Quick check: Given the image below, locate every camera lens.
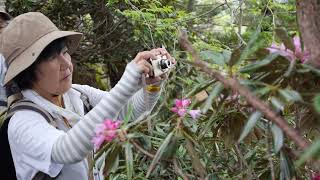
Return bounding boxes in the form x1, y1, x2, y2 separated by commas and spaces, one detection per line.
160, 59, 171, 70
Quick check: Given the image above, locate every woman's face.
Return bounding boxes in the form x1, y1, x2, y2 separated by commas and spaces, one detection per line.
32, 47, 73, 96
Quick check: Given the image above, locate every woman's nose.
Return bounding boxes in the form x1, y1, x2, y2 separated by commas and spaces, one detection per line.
59, 53, 72, 70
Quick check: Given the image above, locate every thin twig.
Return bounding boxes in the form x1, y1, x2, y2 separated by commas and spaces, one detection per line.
131, 140, 155, 158
178, 30, 310, 151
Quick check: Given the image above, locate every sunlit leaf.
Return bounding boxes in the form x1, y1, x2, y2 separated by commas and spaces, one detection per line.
238, 111, 262, 143
271, 124, 284, 153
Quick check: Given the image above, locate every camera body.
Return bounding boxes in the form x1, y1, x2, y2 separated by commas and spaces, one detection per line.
150, 55, 173, 77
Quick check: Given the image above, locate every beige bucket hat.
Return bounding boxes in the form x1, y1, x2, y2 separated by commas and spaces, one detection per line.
0, 7, 11, 20
0, 12, 82, 85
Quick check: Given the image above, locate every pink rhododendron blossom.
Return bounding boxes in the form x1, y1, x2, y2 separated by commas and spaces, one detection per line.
189, 110, 201, 119
266, 35, 310, 63
171, 99, 201, 119
313, 174, 320, 180
92, 119, 122, 149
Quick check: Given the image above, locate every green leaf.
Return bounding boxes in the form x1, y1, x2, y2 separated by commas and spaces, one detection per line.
185, 139, 207, 178
275, 28, 295, 51
237, 29, 261, 65
228, 48, 241, 67
270, 97, 284, 112
302, 64, 320, 76
280, 151, 291, 180
238, 111, 262, 143
271, 124, 284, 153
125, 142, 134, 179
123, 103, 134, 125
103, 144, 121, 176
313, 94, 320, 114
278, 89, 303, 102
146, 131, 175, 177
199, 50, 226, 65
296, 140, 320, 166
186, 80, 215, 98
202, 82, 224, 113
239, 53, 278, 73
254, 86, 271, 96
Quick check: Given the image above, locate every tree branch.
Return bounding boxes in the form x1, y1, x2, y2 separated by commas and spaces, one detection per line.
178, 30, 311, 151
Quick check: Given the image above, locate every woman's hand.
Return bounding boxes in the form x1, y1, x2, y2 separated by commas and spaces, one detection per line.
132, 48, 175, 85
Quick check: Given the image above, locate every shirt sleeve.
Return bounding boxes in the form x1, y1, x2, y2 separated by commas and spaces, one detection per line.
7, 110, 65, 177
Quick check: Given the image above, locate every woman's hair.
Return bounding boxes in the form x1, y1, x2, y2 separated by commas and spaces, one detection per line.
13, 38, 67, 90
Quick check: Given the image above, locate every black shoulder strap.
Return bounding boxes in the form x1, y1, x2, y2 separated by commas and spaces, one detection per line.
5, 100, 56, 127
72, 87, 93, 114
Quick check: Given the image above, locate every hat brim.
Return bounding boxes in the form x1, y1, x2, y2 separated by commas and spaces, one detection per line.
4, 30, 82, 85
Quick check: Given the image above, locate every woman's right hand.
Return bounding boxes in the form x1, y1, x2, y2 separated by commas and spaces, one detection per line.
132, 50, 157, 77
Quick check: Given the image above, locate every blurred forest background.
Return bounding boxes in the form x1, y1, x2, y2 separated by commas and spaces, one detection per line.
4, 0, 320, 179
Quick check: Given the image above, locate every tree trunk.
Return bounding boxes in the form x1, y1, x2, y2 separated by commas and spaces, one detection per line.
297, 1, 320, 67
0, 0, 6, 9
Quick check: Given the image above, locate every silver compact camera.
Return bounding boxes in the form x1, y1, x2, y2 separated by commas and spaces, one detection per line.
150, 55, 174, 77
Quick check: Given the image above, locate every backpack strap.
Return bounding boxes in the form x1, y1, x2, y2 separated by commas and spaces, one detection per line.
72, 87, 93, 114
2, 100, 58, 180
5, 100, 57, 128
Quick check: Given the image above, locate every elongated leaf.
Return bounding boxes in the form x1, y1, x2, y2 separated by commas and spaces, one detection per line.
161, 135, 178, 160
186, 80, 215, 98
125, 142, 134, 179
123, 103, 133, 125
238, 111, 262, 143
302, 64, 320, 76
103, 144, 121, 176
271, 97, 284, 112
199, 50, 226, 65
146, 131, 174, 177
254, 86, 271, 96
296, 140, 320, 166
202, 82, 224, 113
280, 151, 291, 180
275, 28, 295, 51
239, 53, 278, 73
237, 28, 261, 65
186, 138, 207, 178
313, 94, 320, 114
271, 124, 284, 153
228, 48, 241, 67
278, 89, 303, 102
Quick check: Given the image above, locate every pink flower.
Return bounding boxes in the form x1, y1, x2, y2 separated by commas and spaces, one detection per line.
171, 99, 191, 117
189, 110, 201, 119
313, 174, 320, 180
266, 35, 310, 63
171, 99, 201, 119
92, 119, 122, 149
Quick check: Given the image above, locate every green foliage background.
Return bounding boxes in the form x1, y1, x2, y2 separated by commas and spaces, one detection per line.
6, 0, 320, 179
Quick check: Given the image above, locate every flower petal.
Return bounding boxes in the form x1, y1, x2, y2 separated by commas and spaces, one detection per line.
177, 108, 187, 117
182, 99, 191, 107
189, 110, 201, 119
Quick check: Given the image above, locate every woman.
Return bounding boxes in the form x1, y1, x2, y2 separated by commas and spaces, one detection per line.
0, 12, 173, 180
